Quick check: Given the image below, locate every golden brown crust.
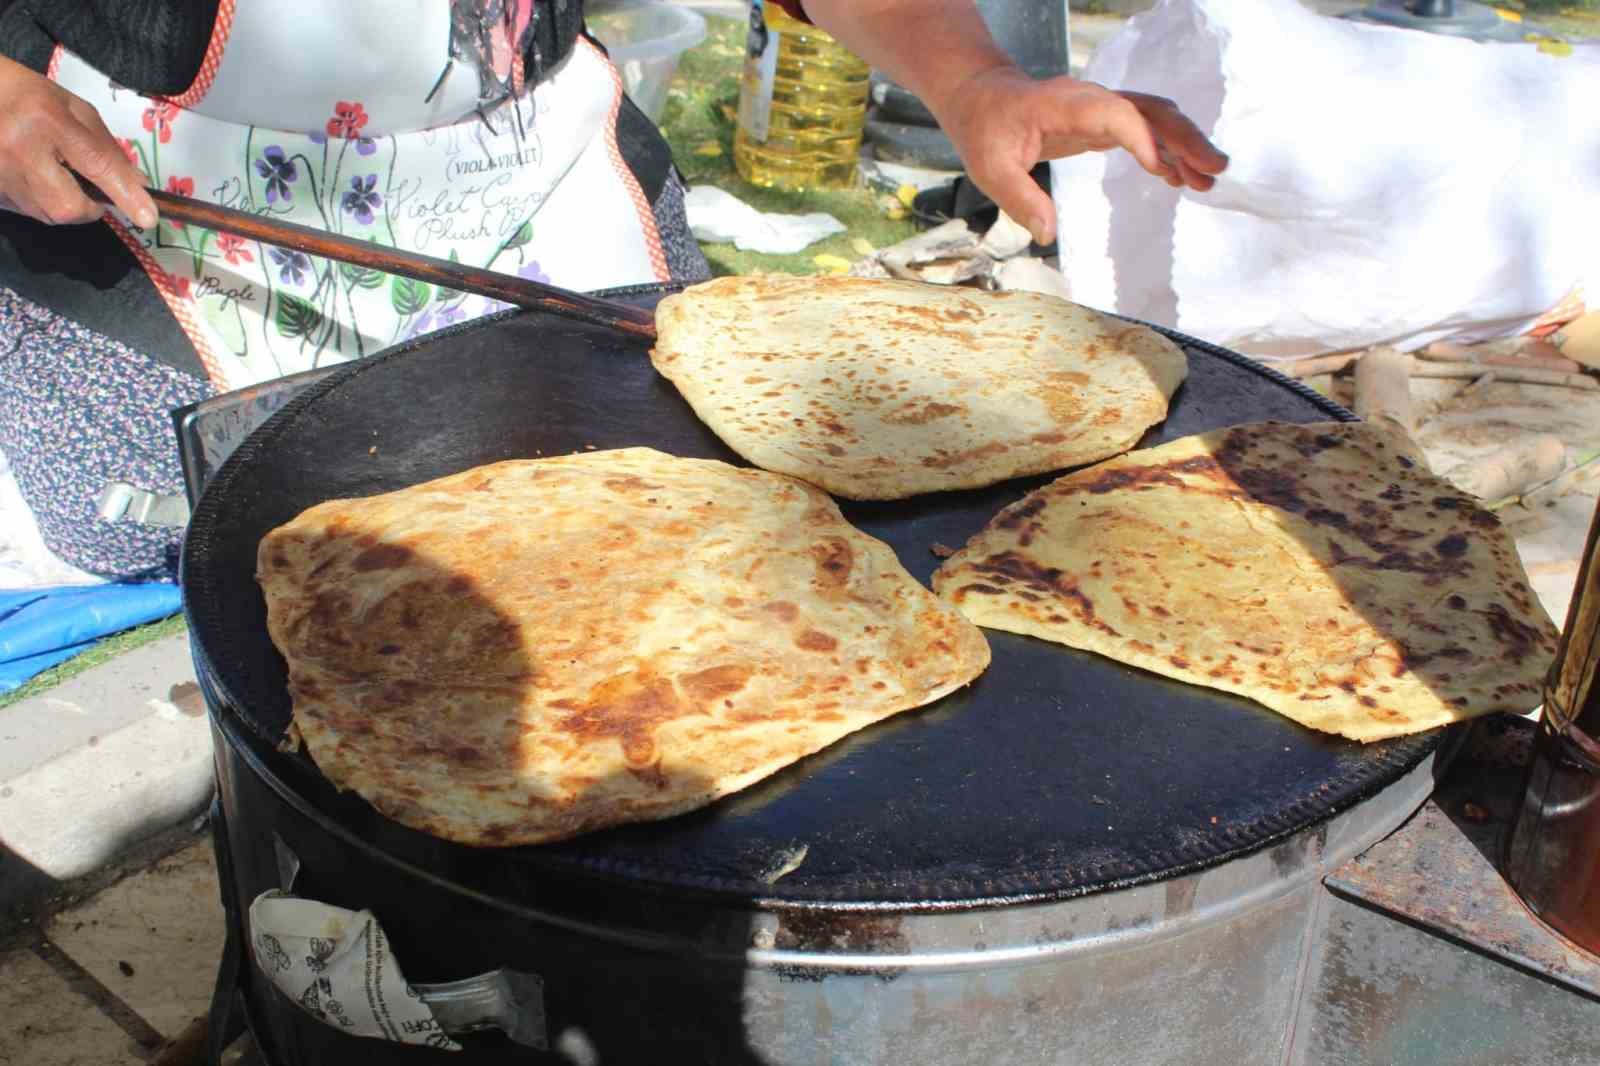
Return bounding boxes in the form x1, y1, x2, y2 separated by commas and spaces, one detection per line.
933, 421, 1560, 742
258, 448, 990, 845
649, 276, 1187, 499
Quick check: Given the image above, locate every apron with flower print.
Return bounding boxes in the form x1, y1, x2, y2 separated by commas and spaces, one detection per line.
47, 1, 668, 392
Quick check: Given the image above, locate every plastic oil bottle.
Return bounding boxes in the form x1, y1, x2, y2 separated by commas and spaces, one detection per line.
732, 1, 870, 191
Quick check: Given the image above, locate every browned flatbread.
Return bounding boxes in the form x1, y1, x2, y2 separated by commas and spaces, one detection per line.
650, 275, 1187, 499
257, 448, 990, 846
933, 421, 1559, 742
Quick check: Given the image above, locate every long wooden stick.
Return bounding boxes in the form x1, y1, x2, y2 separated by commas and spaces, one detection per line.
84, 183, 658, 340
1283, 350, 1363, 379
1408, 362, 1599, 389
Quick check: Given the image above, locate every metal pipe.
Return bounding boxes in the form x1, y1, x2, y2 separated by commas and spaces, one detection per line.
1505, 495, 1600, 956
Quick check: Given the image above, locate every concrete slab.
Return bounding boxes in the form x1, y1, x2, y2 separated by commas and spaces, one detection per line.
0, 631, 199, 779
46, 841, 225, 1040
0, 947, 145, 1066
0, 631, 212, 901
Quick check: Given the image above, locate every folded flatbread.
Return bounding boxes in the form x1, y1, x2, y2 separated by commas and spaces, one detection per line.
258, 448, 990, 846
933, 421, 1559, 742
650, 275, 1187, 499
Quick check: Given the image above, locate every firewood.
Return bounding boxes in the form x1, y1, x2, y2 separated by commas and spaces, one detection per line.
1283, 350, 1362, 379
1513, 449, 1600, 511
1444, 435, 1567, 503
1353, 346, 1413, 435
1408, 363, 1598, 390
1418, 339, 1581, 374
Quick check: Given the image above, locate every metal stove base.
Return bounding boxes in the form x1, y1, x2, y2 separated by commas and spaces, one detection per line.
204, 717, 1600, 1065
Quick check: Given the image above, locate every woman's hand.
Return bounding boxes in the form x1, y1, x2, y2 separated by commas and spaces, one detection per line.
0, 54, 157, 228
934, 67, 1229, 245
798, 0, 1229, 247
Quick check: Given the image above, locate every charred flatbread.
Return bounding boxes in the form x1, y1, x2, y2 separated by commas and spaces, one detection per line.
650, 275, 1187, 499
932, 421, 1559, 742
258, 448, 989, 846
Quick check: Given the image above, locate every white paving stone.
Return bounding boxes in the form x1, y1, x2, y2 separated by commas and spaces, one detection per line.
0, 947, 145, 1066
47, 841, 226, 1040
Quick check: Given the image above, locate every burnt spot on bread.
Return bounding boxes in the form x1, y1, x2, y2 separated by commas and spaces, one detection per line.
883, 401, 966, 425
1480, 603, 1553, 659
1434, 534, 1469, 558
1081, 455, 1216, 495
795, 629, 840, 653
969, 551, 1117, 637
997, 497, 1048, 530
920, 441, 1010, 470
603, 475, 660, 494
551, 669, 704, 766
1394, 645, 1471, 676
810, 538, 854, 588
352, 544, 412, 569
626, 760, 671, 790
763, 601, 799, 623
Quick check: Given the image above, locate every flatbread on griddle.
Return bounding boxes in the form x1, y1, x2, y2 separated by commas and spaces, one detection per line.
932, 421, 1559, 742
257, 448, 989, 846
650, 275, 1187, 499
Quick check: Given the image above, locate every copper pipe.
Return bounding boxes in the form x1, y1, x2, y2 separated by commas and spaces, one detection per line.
1505, 495, 1600, 954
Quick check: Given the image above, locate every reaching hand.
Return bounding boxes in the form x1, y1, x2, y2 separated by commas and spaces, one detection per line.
935, 67, 1229, 246
0, 54, 157, 229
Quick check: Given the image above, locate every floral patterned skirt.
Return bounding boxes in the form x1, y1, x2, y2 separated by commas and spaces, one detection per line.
0, 289, 209, 580
0, 173, 706, 581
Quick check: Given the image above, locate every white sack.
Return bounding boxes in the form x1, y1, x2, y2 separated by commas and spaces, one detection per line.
1052, 0, 1600, 357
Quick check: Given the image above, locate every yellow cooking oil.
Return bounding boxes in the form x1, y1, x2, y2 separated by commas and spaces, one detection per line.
732, 2, 870, 192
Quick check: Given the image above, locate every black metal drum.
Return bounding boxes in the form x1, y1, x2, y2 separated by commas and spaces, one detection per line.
182, 297, 1445, 1064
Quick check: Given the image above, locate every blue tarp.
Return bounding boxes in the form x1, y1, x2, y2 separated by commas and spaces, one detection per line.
0, 583, 183, 693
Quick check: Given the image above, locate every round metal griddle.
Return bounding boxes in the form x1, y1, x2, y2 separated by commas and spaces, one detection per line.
182, 304, 1442, 908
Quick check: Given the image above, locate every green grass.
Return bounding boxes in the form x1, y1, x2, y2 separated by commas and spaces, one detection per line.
658, 15, 919, 277
0, 613, 187, 711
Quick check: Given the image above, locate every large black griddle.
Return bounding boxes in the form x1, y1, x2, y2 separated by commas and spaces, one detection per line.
182, 304, 1442, 908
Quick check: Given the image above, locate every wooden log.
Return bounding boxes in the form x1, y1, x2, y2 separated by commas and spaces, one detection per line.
1517, 450, 1600, 511
1408, 363, 1599, 390
1353, 346, 1414, 435
1444, 435, 1568, 503
1283, 350, 1363, 379
1417, 339, 1581, 374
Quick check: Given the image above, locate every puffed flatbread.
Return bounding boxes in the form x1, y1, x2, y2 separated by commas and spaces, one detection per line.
933, 421, 1559, 742
650, 275, 1187, 499
258, 448, 990, 846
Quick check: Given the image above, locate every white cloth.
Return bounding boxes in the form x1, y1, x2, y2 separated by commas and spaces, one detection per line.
683, 184, 845, 254
0, 454, 102, 590
1052, 0, 1600, 358
249, 891, 460, 1050
50, 4, 669, 391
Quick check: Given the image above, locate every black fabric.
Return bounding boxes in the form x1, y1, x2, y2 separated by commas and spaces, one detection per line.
0, 213, 203, 378
1, 0, 584, 94
182, 306, 1443, 907
0, 1, 52, 74
21, 0, 219, 93
613, 92, 673, 204
533, 0, 585, 86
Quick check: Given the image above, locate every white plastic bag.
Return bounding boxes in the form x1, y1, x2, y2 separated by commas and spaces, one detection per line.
1052, 0, 1600, 358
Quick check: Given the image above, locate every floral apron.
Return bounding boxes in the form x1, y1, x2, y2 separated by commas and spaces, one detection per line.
47, 2, 669, 392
